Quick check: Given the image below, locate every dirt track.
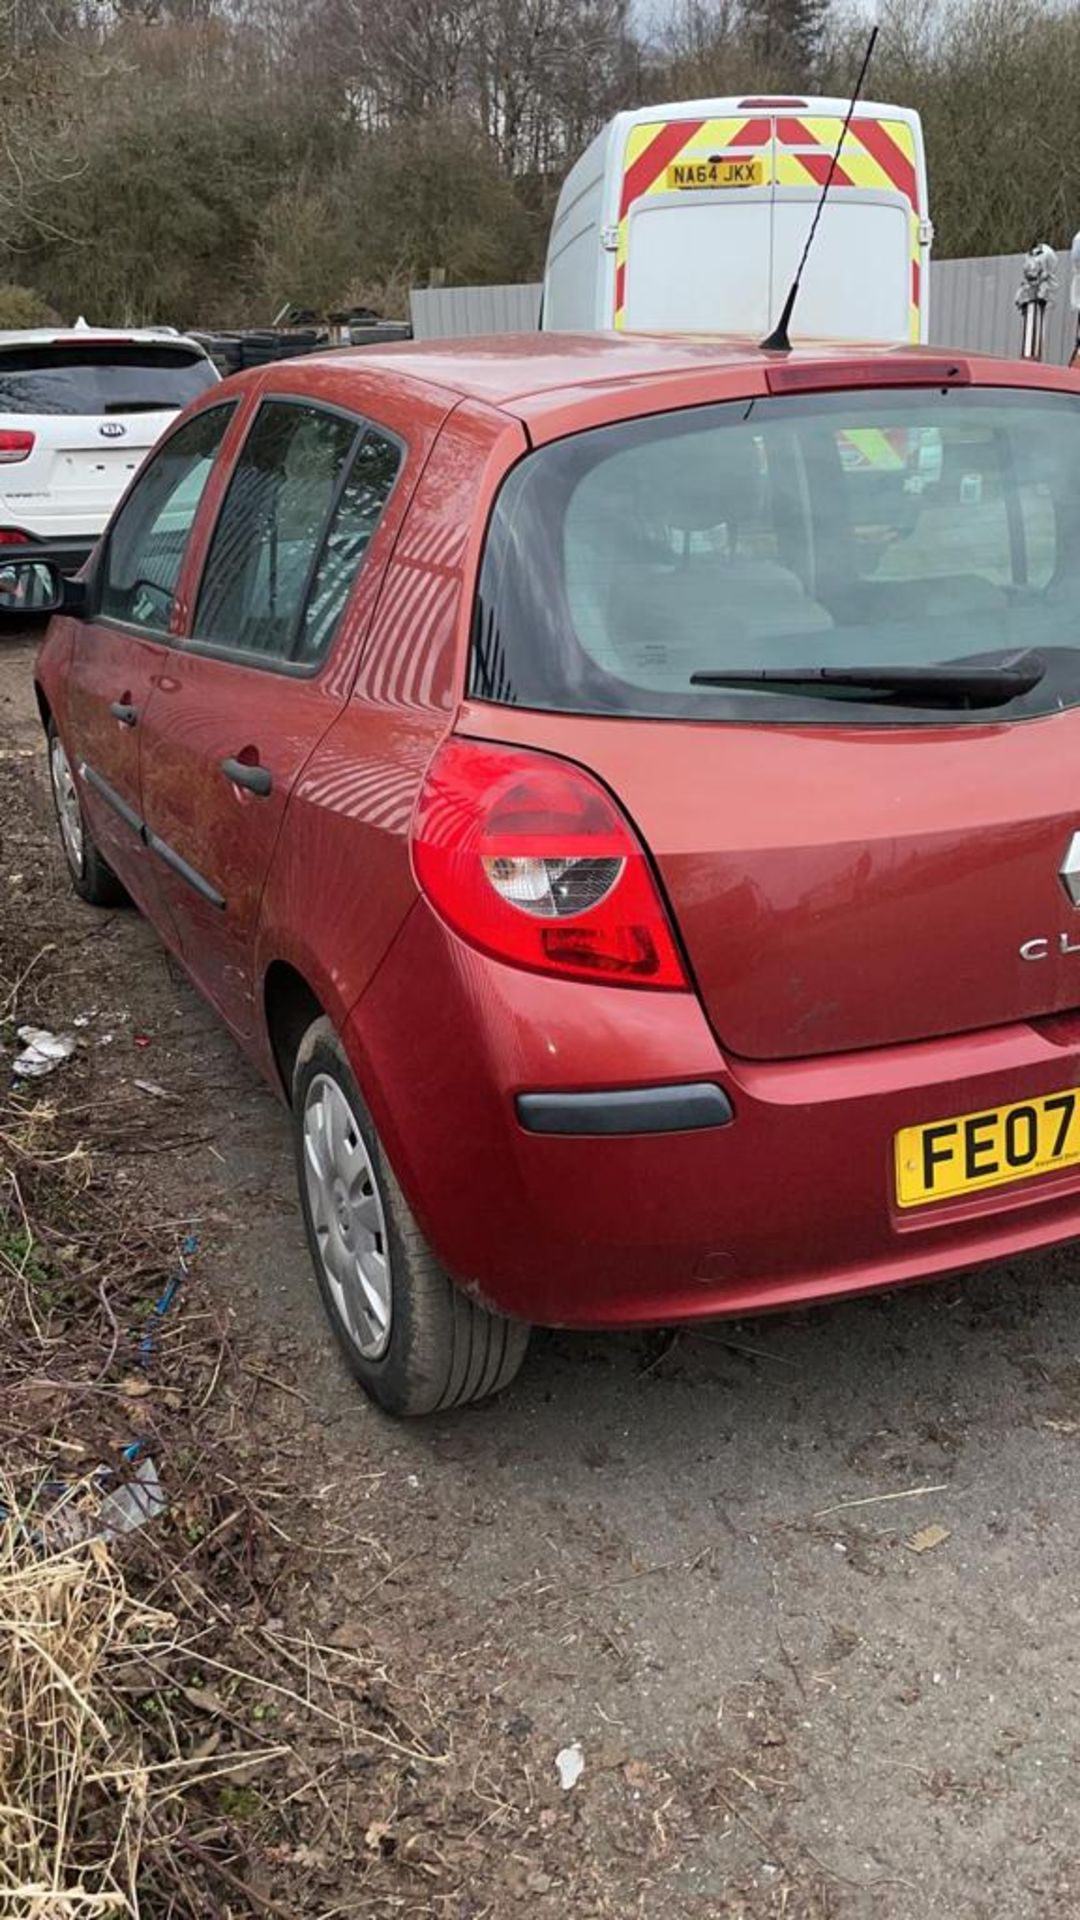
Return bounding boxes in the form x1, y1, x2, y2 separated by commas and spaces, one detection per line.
6, 618, 1080, 1918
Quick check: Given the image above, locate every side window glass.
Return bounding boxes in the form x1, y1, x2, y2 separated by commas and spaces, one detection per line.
294, 430, 402, 665
99, 404, 234, 632
194, 401, 358, 660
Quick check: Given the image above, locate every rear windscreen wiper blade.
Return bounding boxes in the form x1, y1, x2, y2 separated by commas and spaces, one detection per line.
690, 651, 1046, 708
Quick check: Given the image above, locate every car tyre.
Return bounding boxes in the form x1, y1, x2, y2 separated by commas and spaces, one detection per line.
47, 721, 127, 907
292, 1016, 530, 1416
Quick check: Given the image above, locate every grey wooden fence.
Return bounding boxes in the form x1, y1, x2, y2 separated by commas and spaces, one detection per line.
410, 257, 1079, 363
409, 282, 543, 339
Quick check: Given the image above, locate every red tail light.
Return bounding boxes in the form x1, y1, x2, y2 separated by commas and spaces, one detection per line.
0, 528, 31, 545
0, 431, 34, 464
412, 739, 688, 990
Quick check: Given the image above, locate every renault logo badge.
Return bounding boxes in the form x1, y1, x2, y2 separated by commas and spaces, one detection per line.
1060, 832, 1080, 907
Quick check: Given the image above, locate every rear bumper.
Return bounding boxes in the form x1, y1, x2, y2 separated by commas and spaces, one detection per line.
346, 902, 1080, 1328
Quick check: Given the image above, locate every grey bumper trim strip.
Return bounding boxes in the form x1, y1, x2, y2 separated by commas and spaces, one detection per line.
516, 1082, 734, 1137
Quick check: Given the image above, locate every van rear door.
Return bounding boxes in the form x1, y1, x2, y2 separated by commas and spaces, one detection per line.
770, 197, 911, 340
620, 112, 774, 334
770, 112, 922, 343
616, 105, 925, 343
624, 193, 774, 333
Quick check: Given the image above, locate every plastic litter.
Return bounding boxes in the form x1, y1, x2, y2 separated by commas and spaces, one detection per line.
98, 1457, 167, 1537
12, 1027, 76, 1079
44, 1457, 166, 1549
555, 1741, 585, 1791
138, 1232, 198, 1364
4, 1233, 200, 1552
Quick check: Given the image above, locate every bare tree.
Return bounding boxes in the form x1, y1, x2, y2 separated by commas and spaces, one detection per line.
471, 0, 634, 174
0, 0, 87, 239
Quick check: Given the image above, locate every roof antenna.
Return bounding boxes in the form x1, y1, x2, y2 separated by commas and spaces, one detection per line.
759, 24, 879, 353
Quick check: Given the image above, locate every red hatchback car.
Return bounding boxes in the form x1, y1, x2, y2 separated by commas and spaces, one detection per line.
17, 334, 1080, 1414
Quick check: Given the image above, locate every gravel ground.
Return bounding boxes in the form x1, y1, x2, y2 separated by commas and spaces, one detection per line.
5, 617, 1080, 1918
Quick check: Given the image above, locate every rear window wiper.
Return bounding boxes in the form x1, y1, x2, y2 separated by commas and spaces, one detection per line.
690, 651, 1046, 709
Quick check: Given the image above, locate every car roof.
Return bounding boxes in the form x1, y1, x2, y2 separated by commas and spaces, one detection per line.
0, 324, 207, 353
287, 330, 792, 405
265, 331, 1079, 426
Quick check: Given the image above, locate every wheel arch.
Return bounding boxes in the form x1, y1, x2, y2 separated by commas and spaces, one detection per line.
262, 960, 327, 1104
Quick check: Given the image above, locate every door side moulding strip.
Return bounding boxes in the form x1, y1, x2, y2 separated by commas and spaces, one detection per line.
146, 831, 226, 910
78, 759, 226, 910
79, 760, 143, 836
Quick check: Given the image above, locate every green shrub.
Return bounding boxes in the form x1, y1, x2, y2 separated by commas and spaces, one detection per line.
0, 283, 61, 329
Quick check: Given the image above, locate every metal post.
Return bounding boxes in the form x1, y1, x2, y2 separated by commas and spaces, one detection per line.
1060, 230, 1068, 368
1016, 243, 1058, 360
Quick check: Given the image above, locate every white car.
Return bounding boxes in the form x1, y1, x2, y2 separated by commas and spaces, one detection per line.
0, 323, 219, 578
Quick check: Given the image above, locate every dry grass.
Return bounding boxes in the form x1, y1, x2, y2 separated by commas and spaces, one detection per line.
0, 915, 451, 1916
0, 1505, 175, 1918
0, 1465, 346, 1919
0, 944, 290, 1917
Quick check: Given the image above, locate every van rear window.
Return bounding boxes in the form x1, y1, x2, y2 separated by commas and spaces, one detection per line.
0, 344, 217, 416
471, 387, 1080, 725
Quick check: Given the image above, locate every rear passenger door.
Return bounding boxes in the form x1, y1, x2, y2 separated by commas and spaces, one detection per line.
137, 397, 402, 1039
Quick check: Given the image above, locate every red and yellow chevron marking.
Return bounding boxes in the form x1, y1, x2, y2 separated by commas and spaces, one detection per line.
614, 113, 922, 340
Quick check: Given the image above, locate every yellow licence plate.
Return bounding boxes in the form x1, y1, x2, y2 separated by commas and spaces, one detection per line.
665, 157, 764, 191
895, 1088, 1080, 1208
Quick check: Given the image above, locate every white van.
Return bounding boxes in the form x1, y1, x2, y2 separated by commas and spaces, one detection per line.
542, 95, 932, 344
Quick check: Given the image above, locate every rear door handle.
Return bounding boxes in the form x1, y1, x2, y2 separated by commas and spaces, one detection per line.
221, 756, 272, 796
109, 701, 138, 727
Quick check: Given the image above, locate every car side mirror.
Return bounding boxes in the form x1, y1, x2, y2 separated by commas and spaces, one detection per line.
0, 559, 86, 616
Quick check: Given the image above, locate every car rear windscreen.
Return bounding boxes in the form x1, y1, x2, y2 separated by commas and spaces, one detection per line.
0, 344, 217, 416
471, 386, 1080, 725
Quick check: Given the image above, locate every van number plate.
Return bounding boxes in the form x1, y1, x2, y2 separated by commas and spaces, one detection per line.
665, 158, 764, 190
895, 1089, 1080, 1208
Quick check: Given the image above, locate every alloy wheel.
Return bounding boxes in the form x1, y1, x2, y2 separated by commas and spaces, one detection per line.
302, 1073, 392, 1360
50, 734, 85, 879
